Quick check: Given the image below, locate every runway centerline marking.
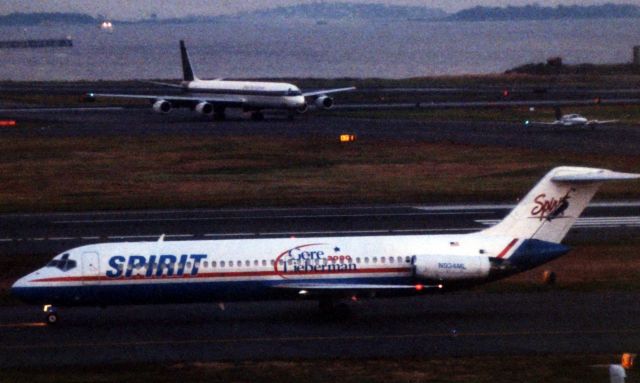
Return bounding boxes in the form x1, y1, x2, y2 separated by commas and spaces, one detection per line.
2, 328, 639, 351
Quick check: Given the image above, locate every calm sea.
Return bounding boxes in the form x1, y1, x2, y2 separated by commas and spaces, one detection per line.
0, 18, 638, 81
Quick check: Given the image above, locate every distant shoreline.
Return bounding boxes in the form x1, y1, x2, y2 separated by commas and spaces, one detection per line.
1, 3, 640, 26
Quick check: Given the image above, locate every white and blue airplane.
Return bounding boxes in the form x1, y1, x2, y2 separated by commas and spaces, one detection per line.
86, 40, 355, 121
526, 107, 619, 127
11, 166, 639, 324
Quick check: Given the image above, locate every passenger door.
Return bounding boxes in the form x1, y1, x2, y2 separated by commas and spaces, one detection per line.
82, 251, 100, 284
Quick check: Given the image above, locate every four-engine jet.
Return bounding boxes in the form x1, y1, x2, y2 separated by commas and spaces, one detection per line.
11, 166, 639, 324
86, 40, 355, 121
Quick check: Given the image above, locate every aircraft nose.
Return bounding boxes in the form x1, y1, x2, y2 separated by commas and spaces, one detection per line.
11, 275, 31, 299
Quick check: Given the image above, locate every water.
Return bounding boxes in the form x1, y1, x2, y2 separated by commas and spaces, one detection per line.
0, 18, 638, 81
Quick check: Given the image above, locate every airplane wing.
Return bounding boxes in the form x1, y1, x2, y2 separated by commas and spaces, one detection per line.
587, 119, 619, 125
273, 282, 442, 296
525, 120, 560, 126
85, 92, 246, 107
301, 87, 356, 98
141, 80, 184, 89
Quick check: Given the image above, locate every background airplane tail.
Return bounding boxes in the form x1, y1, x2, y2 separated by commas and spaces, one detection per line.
482, 166, 640, 243
180, 40, 197, 82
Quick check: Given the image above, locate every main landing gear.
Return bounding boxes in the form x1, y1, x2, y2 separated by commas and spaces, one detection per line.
43, 304, 58, 325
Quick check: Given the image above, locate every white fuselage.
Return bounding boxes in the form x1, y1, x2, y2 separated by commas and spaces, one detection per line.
186, 79, 307, 110
560, 114, 588, 126
12, 232, 544, 306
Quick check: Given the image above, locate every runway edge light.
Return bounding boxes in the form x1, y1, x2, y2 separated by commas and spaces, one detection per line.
340, 134, 356, 143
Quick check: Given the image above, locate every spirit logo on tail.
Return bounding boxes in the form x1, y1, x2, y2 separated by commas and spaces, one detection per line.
530, 189, 575, 221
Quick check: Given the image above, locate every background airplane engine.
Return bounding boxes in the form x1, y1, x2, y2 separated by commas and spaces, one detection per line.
152, 99, 172, 114
195, 101, 214, 115
297, 102, 309, 113
414, 255, 490, 281
314, 95, 334, 109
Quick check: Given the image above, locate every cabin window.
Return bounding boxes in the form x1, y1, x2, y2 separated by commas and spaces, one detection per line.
186, 262, 192, 269
364, 257, 369, 264
372, 257, 378, 264
203, 261, 209, 268
254, 260, 258, 266
389, 257, 394, 264
212, 261, 217, 268
397, 256, 403, 263
356, 257, 361, 263
262, 260, 267, 267
220, 261, 225, 267
278, 260, 284, 266
270, 260, 275, 266
381, 257, 386, 264
405, 256, 411, 263
246, 260, 250, 267
229, 260, 234, 267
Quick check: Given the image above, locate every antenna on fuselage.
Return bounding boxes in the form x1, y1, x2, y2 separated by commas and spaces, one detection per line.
158, 234, 165, 243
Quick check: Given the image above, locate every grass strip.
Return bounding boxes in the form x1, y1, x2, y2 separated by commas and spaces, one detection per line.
0, 354, 634, 383
1, 136, 640, 213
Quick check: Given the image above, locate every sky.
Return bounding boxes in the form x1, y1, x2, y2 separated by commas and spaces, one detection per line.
1, 0, 637, 20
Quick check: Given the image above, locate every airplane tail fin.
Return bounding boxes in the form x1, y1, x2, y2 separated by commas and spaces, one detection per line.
180, 40, 198, 82
554, 107, 562, 121
482, 166, 640, 243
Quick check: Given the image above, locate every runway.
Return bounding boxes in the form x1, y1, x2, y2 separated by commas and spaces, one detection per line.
2, 203, 640, 256
1, 291, 639, 367
2, 85, 640, 369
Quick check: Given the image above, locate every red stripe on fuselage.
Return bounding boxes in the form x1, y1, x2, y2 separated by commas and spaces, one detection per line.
31, 267, 412, 283
496, 238, 518, 259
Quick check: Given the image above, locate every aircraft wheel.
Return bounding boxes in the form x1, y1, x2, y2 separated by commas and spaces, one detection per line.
45, 312, 58, 325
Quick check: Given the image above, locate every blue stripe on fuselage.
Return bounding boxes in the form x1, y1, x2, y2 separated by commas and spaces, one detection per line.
11, 276, 412, 306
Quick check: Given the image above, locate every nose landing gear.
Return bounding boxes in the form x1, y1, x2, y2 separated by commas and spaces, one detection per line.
43, 304, 58, 325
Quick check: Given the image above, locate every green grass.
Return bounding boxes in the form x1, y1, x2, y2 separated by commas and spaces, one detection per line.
1, 135, 640, 213
1, 355, 635, 383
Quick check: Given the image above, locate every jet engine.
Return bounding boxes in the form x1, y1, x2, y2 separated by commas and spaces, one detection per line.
414, 255, 490, 281
195, 101, 214, 115
314, 95, 333, 110
152, 99, 172, 114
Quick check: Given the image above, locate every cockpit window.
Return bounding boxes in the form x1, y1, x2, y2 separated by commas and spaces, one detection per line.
286, 88, 302, 96
46, 253, 77, 272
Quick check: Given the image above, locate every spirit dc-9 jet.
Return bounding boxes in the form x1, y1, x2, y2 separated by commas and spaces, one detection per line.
86, 40, 355, 121
11, 166, 639, 324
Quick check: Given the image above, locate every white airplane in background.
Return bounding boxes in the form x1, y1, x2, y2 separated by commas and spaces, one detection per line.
85, 40, 355, 121
526, 107, 619, 127
12, 166, 639, 324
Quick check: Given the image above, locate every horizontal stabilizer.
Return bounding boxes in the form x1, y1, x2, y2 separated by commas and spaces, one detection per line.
551, 168, 640, 183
